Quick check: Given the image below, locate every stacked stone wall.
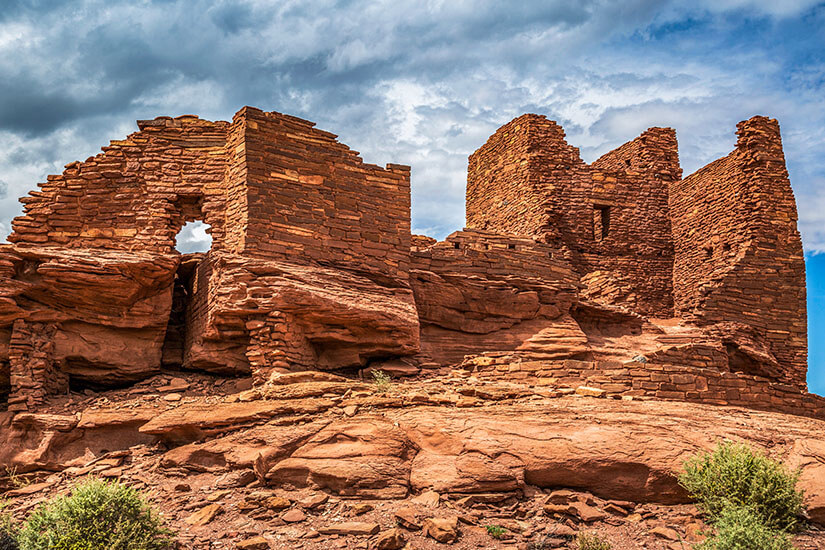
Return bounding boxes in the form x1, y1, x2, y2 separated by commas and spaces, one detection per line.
466, 115, 679, 316
466, 115, 568, 238
237, 107, 412, 283
669, 116, 807, 388
411, 229, 577, 282
7, 320, 65, 410
1, 106, 419, 404
9, 116, 229, 254
464, 353, 825, 421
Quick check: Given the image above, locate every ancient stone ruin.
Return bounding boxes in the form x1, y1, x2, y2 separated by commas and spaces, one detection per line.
0, 106, 817, 420
3, 106, 825, 549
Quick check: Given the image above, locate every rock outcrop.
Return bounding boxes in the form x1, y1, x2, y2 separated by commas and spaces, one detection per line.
2, 373, 825, 548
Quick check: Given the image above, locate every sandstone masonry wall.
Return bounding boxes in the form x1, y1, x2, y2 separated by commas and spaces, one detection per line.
464, 353, 825, 421
1, 106, 419, 408
237, 107, 412, 283
670, 116, 807, 388
467, 115, 680, 316
9, 116, 229, 253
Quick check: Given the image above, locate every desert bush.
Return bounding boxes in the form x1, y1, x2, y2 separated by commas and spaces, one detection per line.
576, 531, 611, 550
678, 441, 804, 531
697, 506, 795, 550
371, 369, 392, 394
485, 524, 506, 539
17, 478, 174, 550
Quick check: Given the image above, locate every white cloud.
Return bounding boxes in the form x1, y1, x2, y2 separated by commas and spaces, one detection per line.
175, 221, 213, 254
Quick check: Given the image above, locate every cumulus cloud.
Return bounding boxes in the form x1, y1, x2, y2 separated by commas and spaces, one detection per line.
0, 0, 823, 252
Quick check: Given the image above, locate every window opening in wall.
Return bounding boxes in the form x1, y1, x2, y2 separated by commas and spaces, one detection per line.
453, 242, 460, 249
593, 205, 610, 241
175, 220, 212, 253
508, 243, 516, 250
705, 246, 713, 258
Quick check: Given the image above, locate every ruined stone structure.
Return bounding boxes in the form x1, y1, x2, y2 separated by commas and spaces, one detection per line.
466, 115, 680, 317
0, 107, 816, 422
670, 117, 807, 387
0, 107, 417, 410
466, 113, 808, 391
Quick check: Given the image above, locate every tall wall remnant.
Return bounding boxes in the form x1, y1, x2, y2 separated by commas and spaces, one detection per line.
669, 116, 807, 387
230, 108, 412, 279
9, 115, 231, 253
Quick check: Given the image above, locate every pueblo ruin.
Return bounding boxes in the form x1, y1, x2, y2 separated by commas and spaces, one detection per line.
3, 106, 825, 547
0, 107, 813, 416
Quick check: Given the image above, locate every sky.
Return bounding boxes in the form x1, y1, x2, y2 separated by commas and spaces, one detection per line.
0, 0, 824, 391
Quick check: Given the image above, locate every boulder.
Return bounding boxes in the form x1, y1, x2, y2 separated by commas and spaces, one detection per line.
0, 246, 178, 388
185, 504, 222, 526
394, 507, 421, 530
281, 509, 306, 523
264, 417, 414, 498
422, 516, 460, 543
374, 528, 406, 550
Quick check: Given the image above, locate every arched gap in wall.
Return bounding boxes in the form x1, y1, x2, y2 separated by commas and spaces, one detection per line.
175, 220, 213, 253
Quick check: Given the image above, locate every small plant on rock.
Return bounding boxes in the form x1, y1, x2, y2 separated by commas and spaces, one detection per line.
576, 531, 611, 550
17, 478, 174, 550
371, 369, 392, 394
485, 524, 506, 539
3, 468, 29, 490
697, 506, 795, 550
678, 441, 804, 531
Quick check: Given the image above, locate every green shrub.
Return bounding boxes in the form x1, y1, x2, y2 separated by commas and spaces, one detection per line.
576, 531, 611, 550
678, 441, 804, 531
17, 478, 174, 550
371, 369, 392, 394
697, 506, 795, 550
485, 524, 506, 539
